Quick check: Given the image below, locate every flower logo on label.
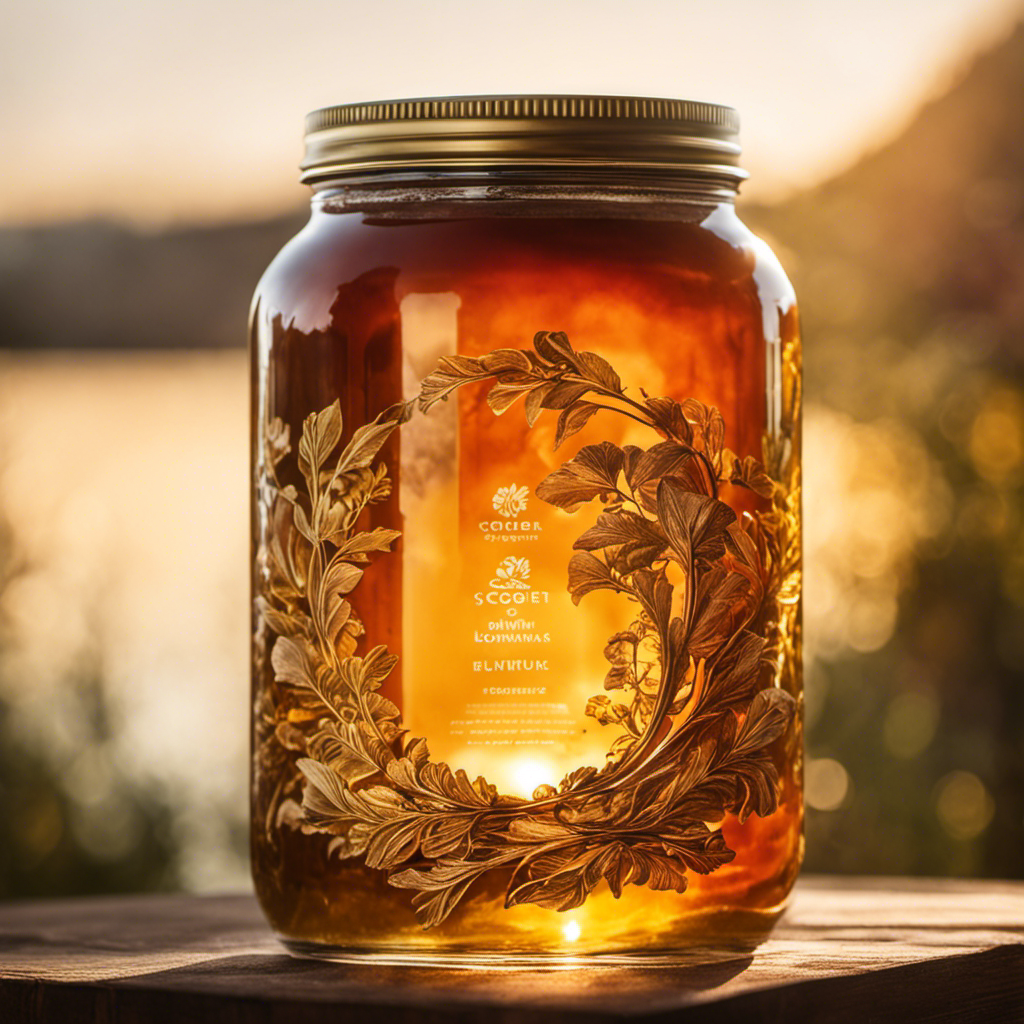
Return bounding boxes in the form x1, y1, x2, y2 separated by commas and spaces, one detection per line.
489, 556, 531, 589
492, 483, 529, 519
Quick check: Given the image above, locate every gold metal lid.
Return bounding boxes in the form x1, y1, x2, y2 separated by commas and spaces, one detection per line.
300, 94, 745, 188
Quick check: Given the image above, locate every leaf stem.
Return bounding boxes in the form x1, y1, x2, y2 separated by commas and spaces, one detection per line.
578, 396, 660, 434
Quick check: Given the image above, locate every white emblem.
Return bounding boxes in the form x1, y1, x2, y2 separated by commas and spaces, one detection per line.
491, 483, 529, 519
489, 556, 531, 589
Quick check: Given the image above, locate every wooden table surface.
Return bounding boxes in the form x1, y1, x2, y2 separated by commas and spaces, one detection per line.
1, 876, 1022, 1023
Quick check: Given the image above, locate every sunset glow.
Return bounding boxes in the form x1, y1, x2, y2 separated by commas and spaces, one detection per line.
1, 0, 1021, 225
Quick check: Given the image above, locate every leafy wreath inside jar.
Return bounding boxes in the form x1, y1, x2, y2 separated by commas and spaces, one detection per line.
255, 330, 798, 928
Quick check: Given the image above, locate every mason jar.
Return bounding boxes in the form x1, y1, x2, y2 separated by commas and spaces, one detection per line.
250, 95, 802, 962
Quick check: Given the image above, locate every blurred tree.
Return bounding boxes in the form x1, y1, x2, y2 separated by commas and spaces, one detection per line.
0, 481, 179, 899
747, 19, 1024, 879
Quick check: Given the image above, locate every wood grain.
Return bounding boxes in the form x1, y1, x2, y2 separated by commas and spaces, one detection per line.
0, 876, 1022, 1023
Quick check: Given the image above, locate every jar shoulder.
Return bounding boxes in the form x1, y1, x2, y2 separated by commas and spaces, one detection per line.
251, 199, 797, 337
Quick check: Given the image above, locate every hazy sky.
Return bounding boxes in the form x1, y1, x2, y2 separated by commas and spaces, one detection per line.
1, 0, 1022, 226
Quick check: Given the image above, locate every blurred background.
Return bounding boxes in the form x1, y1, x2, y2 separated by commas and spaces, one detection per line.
1, 0, 1022, 897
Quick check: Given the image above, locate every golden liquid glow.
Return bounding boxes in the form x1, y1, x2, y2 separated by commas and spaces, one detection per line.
250, 195, 802, 957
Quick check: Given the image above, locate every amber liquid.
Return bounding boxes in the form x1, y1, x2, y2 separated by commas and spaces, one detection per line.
251, 192, 802, 959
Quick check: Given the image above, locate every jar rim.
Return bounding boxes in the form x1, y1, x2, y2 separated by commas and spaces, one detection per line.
300, 94, 747, 189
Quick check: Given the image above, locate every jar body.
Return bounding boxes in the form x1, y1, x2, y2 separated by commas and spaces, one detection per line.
250, 186, 802, 961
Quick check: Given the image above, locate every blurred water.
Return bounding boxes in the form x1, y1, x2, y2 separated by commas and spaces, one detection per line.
0, 350, 249, 890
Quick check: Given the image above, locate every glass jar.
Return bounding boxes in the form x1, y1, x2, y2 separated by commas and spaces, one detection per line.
250, 95, 802, 963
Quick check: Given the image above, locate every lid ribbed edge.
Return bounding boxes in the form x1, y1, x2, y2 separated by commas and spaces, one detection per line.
305, 95, 739, 134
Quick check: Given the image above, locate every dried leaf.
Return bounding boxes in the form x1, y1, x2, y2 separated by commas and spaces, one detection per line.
271, 636, 317, 689
296, 757, 352, 828
524, 382, 555, 426
388, 859, 496, 929
643, 396, 692, 442
605, 844, 691, 896
255, 596, 308, 639
567, 551, 618, 605
542, 382, 592, 409
536, 441, 624, 512
706, 409, 726, 467
291, 503, 315, 542
307, 720, 382, 785
731, 455, 775, 498
298, 401, 343, 487
611, 541, 666, 576
624, 441, 715, 506
264, 417, 291, 467
420, 815, 477, 860
710, 629, 767, 706
364, 815, 431, 869
486, 381, 530, 414
574, 441, 625, 484
680, 399, 726, 466
273, 721, 306, 752
573, 510, 665, 554
506, 817, 574, 842
604, 630, 639, 664
631, 568, 673, 634
328, 824, 373, 860
687, 565, 756, 660
330, 527, 402, 559
656, 479, 737, 577
576, 350, 622, 392
360, 645, 400, 692
404, 736, 431, 767
418, 355, 490, 410
365, 691, 401, 724
554, 402, 601, 449
505, 845, 604, 911
585, 695, 631, 726
735, 688, 796, 754
336, 401, 412, 475
480, 348, 533, 373
323, 559, 362, 598
532, 330, 578, 367
416, 761, 497, 808
604, 662, 634, 691
323, 597, 352, 651
661, 824, 735, 874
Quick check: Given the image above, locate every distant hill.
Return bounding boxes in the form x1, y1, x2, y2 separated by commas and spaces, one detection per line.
0, 214, 303, 350
743, 17, 1024, 416
1, 18, 1021, 360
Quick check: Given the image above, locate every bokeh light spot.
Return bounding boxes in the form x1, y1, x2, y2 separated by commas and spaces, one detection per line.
969, 389, 1024, 484
883, 690, 940, 759
806, 757, 851, 812
934, 770, 994, 840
